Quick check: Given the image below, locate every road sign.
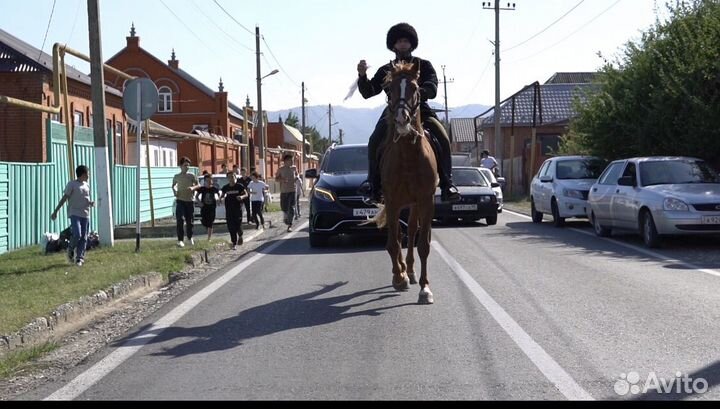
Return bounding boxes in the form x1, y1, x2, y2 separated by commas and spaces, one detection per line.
123, 78, 159, 121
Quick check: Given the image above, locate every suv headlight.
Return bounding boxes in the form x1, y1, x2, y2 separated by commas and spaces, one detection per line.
663, 198, 688, 211
313, 187, 336, 202
563, 188, 584, 199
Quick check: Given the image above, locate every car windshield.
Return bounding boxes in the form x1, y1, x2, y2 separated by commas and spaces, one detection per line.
454, 169, 489, 187
322, 147, 368, 173
640, 160, 720, 186
479, 168, 496, 183
555, 159, 606, 180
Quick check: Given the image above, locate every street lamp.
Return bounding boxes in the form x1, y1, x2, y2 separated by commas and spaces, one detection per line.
256, 68, 279, 179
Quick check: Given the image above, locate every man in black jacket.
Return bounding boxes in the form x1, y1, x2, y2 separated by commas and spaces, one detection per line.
357, 22, 460, 204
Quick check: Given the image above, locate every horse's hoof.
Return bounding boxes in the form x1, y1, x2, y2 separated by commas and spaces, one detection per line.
418, 287, 434, 304
393, 274, 410, 291
408, 273, 418, 285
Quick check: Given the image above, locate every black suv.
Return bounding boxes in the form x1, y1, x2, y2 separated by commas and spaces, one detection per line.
305, 143, 406, 247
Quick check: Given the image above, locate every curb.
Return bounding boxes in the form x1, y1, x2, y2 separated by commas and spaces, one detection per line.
0, 213, 283, 358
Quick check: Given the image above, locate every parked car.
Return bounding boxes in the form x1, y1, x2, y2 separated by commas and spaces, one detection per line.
193, 174, 228, 220
434, 167, 498, 225
305, 143, 407, 247
587, 156, 720, 248
478, 167, 504, 213
530, 156, 607, 227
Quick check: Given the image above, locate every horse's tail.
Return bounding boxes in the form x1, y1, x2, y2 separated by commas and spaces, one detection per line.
359, 204, 387, 229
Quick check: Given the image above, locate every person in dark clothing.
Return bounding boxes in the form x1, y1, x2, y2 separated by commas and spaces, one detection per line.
191, 174, 220, 241
356, 22, 460, 204
219, 172, 248, 250
239, 168, 253, 224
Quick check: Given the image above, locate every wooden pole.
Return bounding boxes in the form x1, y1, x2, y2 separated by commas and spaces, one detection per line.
60, 51, 75, 181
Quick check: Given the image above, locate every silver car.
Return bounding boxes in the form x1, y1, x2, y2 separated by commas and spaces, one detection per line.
587, 157, 720, 248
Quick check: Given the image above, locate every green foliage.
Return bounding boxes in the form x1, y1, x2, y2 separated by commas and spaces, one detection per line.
561, 0, 720, 164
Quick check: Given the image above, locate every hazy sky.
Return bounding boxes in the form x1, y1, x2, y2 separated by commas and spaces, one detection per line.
1, 0, 663, 115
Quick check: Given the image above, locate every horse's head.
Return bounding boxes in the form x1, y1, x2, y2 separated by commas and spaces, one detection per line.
386, 61, 421, 137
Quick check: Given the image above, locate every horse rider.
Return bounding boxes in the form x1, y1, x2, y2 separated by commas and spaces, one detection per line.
356, 22, 461, 204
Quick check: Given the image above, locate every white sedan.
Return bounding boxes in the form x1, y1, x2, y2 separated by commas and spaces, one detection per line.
478, 167, 504, 213
530, 156, 606, 227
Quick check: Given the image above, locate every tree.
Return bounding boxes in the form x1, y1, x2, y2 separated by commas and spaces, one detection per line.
283, 111, 330, 157
561, 1, 720, 166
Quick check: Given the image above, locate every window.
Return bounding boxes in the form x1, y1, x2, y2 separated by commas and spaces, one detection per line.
158, 86, 172, 112
598, 162, 625, 185
114, 122, 124, 164
73, 111, 84, 127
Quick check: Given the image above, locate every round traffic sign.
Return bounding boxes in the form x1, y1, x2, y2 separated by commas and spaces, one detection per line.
123, 78, 159, 121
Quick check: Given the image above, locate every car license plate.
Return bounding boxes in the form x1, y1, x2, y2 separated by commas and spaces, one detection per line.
701, 215, 720, 224
452, 204, 478, 211
354, 208, 379, 217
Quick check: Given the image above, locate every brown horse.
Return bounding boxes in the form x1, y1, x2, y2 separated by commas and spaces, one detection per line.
368, 61, 438, 304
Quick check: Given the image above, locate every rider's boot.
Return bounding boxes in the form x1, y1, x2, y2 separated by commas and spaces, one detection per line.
358, 120, 386, 204
426, 117, 461, 203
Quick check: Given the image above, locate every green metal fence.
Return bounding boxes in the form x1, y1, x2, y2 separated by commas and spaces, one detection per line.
0, 163, 8, 253
0, 121, 195, 254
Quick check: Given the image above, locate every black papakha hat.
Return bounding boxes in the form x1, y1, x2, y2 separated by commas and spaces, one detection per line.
386, 23, 418, 51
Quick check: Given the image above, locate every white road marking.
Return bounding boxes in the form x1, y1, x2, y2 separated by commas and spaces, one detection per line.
45, 222, 310, 401
504, 209, 720, 278
432, 241, 594, 401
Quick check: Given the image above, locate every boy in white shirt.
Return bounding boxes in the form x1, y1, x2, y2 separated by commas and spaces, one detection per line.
247, 172, 269, 229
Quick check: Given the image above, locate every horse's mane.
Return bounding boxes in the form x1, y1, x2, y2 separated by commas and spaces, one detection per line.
383, 61, 419, 87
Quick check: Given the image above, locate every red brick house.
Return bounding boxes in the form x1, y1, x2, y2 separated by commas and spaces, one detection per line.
104, 26, 247, 173
0, 28, 125, 163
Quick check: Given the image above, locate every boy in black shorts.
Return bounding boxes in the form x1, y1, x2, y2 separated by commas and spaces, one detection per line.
192, 174, 219, 241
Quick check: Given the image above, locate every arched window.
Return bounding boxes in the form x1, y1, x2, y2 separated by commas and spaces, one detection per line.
158, 86, 172, 112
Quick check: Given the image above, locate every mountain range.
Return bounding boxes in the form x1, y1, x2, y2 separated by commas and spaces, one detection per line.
266, 103, 490, 146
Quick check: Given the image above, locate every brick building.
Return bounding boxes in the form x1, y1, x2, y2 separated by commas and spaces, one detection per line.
104, 26, 247, 173
0, 28, 125, 163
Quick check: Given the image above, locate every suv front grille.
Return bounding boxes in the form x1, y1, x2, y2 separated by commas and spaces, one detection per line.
692, 203, 720, 212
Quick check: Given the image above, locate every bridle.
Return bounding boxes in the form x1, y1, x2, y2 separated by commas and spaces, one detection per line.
389, 74, 422, 143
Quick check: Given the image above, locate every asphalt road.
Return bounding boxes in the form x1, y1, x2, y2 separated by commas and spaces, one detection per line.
23, 211, 720, 400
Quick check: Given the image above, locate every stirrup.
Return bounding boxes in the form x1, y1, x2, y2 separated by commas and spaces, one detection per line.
357, 180, 372, 196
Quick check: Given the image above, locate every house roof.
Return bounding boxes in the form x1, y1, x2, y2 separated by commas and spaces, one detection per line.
105, 40, 246, 121
0, 28, 122, 97
450, 118, 478, 143
544, 72, 599, 84
476, 83, 597, 128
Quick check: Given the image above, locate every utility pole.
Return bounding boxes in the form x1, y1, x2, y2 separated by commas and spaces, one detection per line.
87, 0, 114, 246
338, 129, 344, 145
483, 1, 515, 175
301, 81, 306, 171
440, 65, 454, 130
328, 103, 332, 144
255, 26, 265, 178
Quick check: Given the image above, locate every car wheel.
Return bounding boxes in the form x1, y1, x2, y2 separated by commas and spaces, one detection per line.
640, 210, 661, 248
591, 212, 611, 237
531, 198, 543, 223
309, 233, 329, 248
551, 199, 565, 227
486, 215, 497, 226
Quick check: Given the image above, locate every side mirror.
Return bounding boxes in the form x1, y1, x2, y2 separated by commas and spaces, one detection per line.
617, 176, 636, 187
539, 175, 553, 183
496, 177, 506, 184
305, 169, 318, 179
491, 182, 500, 188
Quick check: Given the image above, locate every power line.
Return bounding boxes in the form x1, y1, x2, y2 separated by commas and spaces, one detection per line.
159, 0, 222, 57
190, 0, 253, 52
261, 36, 300, 87
37, 0, 57, 62
65, 0, 82, 45
212, 0, 255, 36
507, 0, 623, 65
454, 54, 494, 118
503, 0, 585, 52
